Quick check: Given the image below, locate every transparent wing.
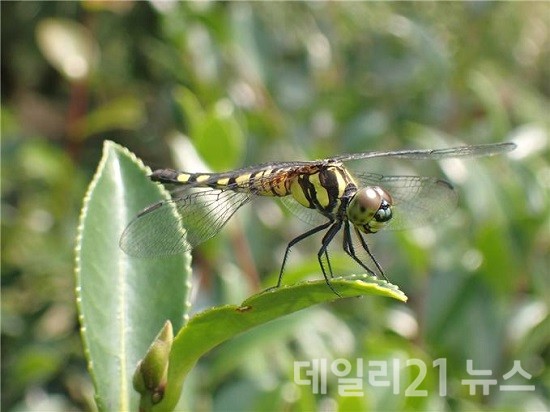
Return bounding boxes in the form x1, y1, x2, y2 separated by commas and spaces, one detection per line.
354, 172, 458, 231
333, 142, 516, 163
120, 187, 252, 257
279, 196, 329, 227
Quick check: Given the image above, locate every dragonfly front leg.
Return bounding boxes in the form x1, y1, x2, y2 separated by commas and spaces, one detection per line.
342, 220, 377, 277
353, 227, 388, 281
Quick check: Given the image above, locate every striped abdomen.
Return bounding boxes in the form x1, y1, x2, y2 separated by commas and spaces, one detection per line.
150, 166, 296, 197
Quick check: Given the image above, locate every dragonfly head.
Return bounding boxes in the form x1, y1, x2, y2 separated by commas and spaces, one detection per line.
347, 186, 393, 233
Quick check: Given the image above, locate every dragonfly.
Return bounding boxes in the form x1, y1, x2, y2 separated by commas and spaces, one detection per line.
120, 142, 515, 295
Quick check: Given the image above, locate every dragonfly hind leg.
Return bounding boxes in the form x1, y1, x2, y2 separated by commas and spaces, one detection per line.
317, 221, 344, 297
274, 220, 333, 289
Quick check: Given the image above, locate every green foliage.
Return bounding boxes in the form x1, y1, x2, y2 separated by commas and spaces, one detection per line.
75, 142, 190, 410
158, 275, 405, 411
173, 87, 246, 170
2, 2, 548, 411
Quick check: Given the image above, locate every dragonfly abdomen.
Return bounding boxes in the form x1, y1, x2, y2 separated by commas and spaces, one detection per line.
150, 167, 295, 196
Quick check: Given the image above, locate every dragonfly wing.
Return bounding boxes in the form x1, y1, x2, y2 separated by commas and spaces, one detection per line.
279, 196, 329, 227
353, 172, 458, 231
120, 187, 252, 257
334, 142, 516, 162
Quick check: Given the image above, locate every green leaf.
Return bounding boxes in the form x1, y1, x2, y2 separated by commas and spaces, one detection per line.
154, 275, 406, 411
35, 17, 98, 80
172, 87, 205, 134
69, 96, 145, 141
75, 141, 190, 411
194, 105, 244, 170
173, 86, 244, 170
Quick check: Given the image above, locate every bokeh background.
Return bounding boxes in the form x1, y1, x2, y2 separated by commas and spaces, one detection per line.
2, 2, 548, 411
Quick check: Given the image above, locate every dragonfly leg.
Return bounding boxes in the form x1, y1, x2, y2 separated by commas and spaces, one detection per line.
353, 227, 388, 281
317, 221, 343, 297
276, 220, 333, 288
342, 220, 377, 277
324, 249, 334, 278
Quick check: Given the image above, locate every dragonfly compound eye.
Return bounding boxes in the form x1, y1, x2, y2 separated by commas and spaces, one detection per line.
347, 186, 393, 233
374, 200, 392, 222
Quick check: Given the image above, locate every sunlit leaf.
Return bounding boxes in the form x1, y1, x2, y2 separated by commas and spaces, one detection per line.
69, 96, 145, 141
153, 275, 406, 410
75, 141, 190, 411
36, 18, 99, 80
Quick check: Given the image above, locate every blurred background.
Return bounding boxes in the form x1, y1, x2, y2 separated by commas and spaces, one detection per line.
1, 2, 548, 411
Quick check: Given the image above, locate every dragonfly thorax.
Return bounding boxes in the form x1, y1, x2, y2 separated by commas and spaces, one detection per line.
347, 186, 393, 234
288, 163, 355, 216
